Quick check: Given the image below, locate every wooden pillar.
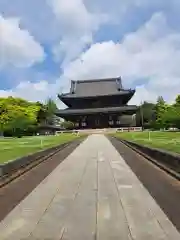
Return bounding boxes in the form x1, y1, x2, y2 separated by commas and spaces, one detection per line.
108, 115, 113, 127
80, 116, 87, 128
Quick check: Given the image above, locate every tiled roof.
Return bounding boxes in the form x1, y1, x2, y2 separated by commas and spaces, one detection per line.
64, 77, 126, 97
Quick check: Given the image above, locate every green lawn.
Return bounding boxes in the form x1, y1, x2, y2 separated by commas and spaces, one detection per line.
114, 131, 180, 154
0, 133, 81, 164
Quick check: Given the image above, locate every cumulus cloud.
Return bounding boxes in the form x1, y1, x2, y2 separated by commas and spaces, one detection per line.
0, 0, 59, 43
0, 15, 45, 68
60, 12, 180, 104
0, 81, 56, 101
1, 12, 179, 106
0, 80, 67, 109
48, 0, 108, 65
1, 1, 180, 106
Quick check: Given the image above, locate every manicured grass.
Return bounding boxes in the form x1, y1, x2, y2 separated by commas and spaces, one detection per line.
114, 131, 180, 154
0, 133, 81, 164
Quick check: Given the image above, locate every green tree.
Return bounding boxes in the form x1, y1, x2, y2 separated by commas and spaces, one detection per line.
136, 101, 155, 128
61, 121, 74, 130
163, 105, 180, 129
45, 98, 58, 125
7, 114, 32, 137
174, 95, 180, 107
36, 102, 47, 124
154, 96, 169, 129
0, 97, 40, 136
167, 96, 180, 128
36, 98, 58, 126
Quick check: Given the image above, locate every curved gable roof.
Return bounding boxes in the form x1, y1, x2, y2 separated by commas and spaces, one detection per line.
70, 77, 123, 97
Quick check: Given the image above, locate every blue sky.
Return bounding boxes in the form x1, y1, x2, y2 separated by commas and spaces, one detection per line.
0, 0, 180, 105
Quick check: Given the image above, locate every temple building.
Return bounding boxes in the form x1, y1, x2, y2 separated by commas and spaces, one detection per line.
56, 77, 137, 129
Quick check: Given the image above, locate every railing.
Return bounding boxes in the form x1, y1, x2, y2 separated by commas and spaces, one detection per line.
116, 127, 142, 132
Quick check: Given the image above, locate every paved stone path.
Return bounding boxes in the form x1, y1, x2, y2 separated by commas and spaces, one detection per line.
0, 134, 179, 240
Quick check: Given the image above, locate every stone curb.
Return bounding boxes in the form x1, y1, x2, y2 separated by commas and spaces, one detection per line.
0, 140, 74, 178
0, 138, 86, 188
113, 137, 180, 181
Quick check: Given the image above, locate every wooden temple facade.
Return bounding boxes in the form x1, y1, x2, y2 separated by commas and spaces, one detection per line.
56, 77, 137, 129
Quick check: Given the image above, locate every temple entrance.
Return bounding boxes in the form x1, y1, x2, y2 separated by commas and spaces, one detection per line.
95, 118, 100, 127
86, 115, 104, 129
73, 114, 134, 129
92, 115, 109, 128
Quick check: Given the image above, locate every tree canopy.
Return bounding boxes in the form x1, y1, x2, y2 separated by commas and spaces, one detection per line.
136, 101, 155, 128
137, 95, 180, 130
0, 97, 58, 137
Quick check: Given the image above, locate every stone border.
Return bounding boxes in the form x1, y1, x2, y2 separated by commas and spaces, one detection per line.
0, 141, 73, 178
114, 137, 180, 181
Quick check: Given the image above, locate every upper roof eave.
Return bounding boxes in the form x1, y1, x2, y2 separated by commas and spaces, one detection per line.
58, 89, 135, 99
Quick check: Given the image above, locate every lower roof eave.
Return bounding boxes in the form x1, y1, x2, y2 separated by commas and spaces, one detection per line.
56, 106, 137, 117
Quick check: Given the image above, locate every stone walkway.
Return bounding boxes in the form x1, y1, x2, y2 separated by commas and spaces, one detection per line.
0, 134, 179, 240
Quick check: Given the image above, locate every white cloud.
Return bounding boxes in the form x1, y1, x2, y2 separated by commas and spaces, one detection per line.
85, 0, 165, 24
0, 80, 67, 108
48, 0, 108, 65
0, 15, 45, 68
0, 81, 53, 101
60, 12, 180, 104
1, 0, 179, 68
0, 0, 60, 43
1, 1, 180, 107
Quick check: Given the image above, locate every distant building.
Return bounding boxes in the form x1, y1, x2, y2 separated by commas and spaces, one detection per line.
37, 124, 61, 135
56, 77, 137, 129
37, 116, 63, 135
